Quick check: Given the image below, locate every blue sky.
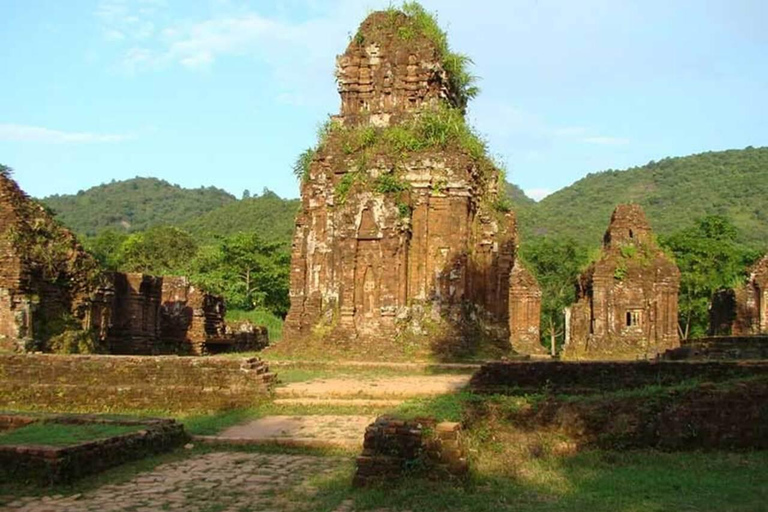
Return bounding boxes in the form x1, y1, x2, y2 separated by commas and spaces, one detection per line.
1, 0, 766, 201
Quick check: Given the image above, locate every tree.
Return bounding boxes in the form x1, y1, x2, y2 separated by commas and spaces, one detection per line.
118, 225, 198, 275
84, 230, 128, 270
189, 232, 290, 316
242, 189, 251, 200
660, 216, 759, 339
519, 237, 590, 354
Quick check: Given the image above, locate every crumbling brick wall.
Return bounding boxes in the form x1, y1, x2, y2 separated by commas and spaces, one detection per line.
354, 416, 468, 487
283, 9, 539, 354
564, 204, 680, 360
710, 254, 768, 336
160, 276, 228, 355
106, 272, 163, 354
0, 170, 113, 353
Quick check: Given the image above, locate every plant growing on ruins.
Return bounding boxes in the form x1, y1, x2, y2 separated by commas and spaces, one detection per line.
335, 171, 362, 205
292, 148, 316, 182
374, 173, 409, 195
396, 2, 479, 111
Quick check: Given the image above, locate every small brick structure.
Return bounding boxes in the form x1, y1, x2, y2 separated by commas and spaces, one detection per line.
564, 204, 680, 360
0, 354, 275, 413
353, 416, 468, 487
469, 360, 768, 395
0, 414, 187, 484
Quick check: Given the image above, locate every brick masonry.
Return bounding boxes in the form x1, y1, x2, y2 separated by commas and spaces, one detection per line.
283, 10, 540, 354
710, 254, 768, 336
467, 377, 768, 451
565, 204, 680, 360
0, 354, 275, 413
354, 416, 468, 487
469, 360, 768, 394
0, 414, 187, 484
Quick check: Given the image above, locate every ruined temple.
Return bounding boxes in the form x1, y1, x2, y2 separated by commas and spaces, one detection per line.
564, 204, 680, 360
710, 254, 768, 336
107, 274, 266, 355
283, 8, 540, 354
0, 167, 266, 355
0, 168, 113, 353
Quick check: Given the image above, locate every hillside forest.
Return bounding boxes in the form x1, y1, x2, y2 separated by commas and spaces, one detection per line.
36, 146, 768, 347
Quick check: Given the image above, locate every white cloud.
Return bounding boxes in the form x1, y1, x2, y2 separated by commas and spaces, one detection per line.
0, 124, 132, 144
524, 188, 553, 201
96, 0, 368, 105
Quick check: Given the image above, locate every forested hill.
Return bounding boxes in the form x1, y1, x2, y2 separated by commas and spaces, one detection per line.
182, 191, 300, 245
42, 177, 237, 236
520, 146, 768, 248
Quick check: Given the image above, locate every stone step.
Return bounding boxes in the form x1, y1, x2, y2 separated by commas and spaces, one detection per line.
275, 374, 471, 399
268, 360, 483, 372
273, 398, 404, 407
195, 415, 374, 449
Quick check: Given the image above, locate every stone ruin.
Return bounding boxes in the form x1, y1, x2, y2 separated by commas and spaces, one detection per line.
0, 169, 112, 353
564, 204, 680, 360
0, 169, 266, 355
108, 273, 266, 355
283, 9, 541, 355
354, 416, 468, 487
710, 253, 768, 336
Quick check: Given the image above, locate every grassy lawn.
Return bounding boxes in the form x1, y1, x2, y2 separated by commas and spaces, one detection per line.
0, 421, 145, 447
302, 448, 768, 512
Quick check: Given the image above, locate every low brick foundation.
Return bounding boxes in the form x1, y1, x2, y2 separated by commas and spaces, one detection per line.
354, 416, 468, 487
0, 414, 187, 484
468, 378, 768, 451
661, 336, 768, 360
470, 360, 768, 394
0, 354, 275, 413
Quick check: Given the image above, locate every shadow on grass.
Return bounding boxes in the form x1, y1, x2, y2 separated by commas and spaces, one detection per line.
305, 446, 768, 512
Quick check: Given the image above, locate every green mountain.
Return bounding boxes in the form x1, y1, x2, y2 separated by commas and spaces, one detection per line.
183, 190, 300, 246
521, 147, 768, 249
42, 177, 236, 236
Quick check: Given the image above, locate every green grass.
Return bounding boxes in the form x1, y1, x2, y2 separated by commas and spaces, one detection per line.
302, 449, 768, 512
226, 308, 283, 341
0, 422, 145, 447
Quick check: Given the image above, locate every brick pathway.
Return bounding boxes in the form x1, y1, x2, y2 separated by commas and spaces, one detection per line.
4, 452, 349, 512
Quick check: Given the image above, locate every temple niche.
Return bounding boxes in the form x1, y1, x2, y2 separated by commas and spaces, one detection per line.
710, 254, 768, 336
564, 204, 680, 360
283, 8, 540, 354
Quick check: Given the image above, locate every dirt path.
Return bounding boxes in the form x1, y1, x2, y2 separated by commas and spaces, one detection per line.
276, 374, 471, 399
208, 415, 376, 448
